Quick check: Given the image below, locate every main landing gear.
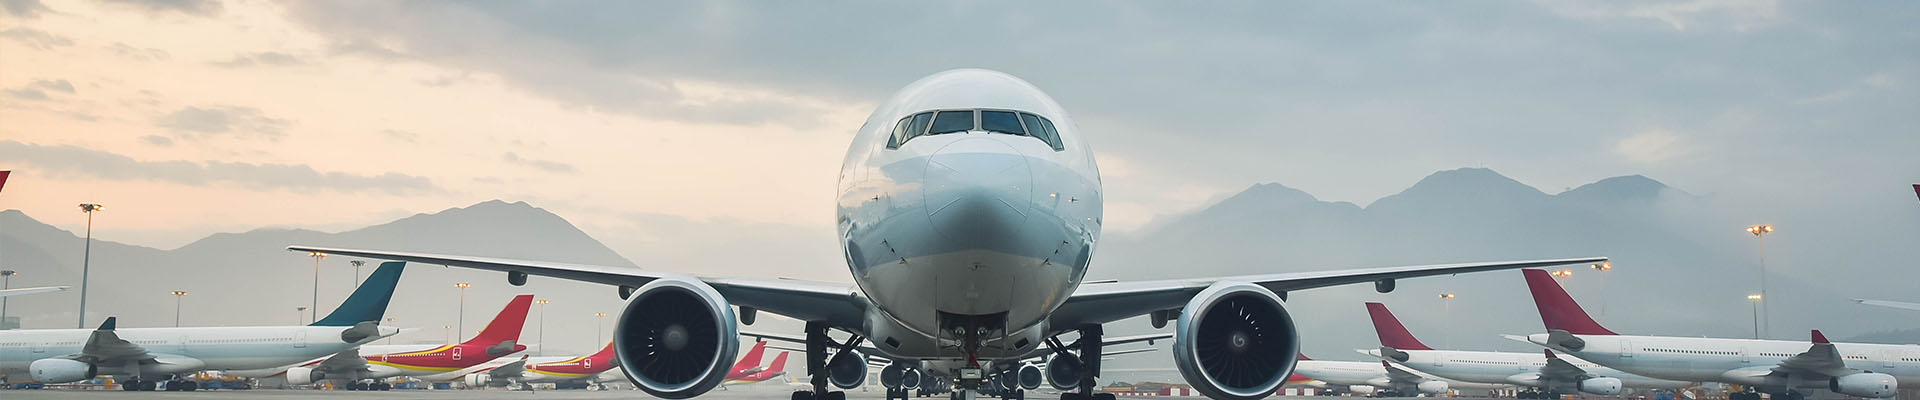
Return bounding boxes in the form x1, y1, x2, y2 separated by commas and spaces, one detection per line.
793, 321, 863, 400
1050, 325, 1115, 400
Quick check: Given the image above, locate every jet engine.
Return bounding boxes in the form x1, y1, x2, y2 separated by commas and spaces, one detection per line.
464, 373, 493, 387
1830, 372, 1897, 398
1017, 362, 1043, 390
285, 366, 322, 386
827, 350, 868, 389
28, 358, 96, 383
1416, 380, 1450, 395
902, 367, 923, 389
1577, 377, 1622, 395
613, 278, 740, 399
1172, 282, 1300, 400
1045, 356, 1081, 390
880, 362, 911, 389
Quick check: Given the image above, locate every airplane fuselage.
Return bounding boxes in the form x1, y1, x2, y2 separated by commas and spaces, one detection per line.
1529, 333, 1920, 389
837, 69, 1103, 362
0, 325, 389, 381
1376, 348, 1689, 390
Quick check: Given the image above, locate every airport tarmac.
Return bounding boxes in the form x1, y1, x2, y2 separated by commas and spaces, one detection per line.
0, 389, 1468, 400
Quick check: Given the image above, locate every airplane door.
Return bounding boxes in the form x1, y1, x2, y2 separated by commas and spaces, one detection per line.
294, 330, 307, 348
1620, 339, 1632, 358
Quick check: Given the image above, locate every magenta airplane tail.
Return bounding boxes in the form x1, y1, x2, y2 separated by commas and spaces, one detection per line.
1522, 269, 1617, 335
1365, 302, 1434, 350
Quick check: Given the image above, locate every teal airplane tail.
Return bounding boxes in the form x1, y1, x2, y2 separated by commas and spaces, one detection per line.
311, 261, 405, 326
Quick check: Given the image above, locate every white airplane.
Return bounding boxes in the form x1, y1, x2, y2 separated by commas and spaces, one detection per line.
0, 286, 68, 297
0, 262, 405, 391
1855, 299, 1920, 312
1290, 354, 1477, 397
1514, 268, 1913, 400
230, 295, 533, 390
288, 68, 1605, 400
1357, 302, 1689, 398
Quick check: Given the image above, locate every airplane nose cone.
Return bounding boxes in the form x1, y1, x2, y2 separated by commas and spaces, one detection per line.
924, 138, 1031, 242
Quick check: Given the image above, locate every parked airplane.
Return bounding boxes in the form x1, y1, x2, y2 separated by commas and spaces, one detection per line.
1515, 268, 1912, 400
725, 340, 772, 381
0, 262, 405, 391
1290, 354, 1459, 397
289, 68, 1605, 400
0, 286, 67, 297
1358, 302, 1688, 398
1855, 299, 1920, 312
465, 342, 631, 390
240, 294, 532, 390
729, 351, 791, 385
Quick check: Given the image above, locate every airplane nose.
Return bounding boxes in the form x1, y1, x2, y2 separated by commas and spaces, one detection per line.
924, 137, 1031, 242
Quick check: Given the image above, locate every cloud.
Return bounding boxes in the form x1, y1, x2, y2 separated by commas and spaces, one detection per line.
0, 27, 73, 49
107, 42, 171, 61
4, 79, 73, 100
98, 0, 220, 17
1614, 129, 1691, 163
502, 152, 575, 174
381, 129, 419, 143
155, 106, 290, 140
0, 140, 439, 194
0, 0, 50, 18
211, 51, 307, 68
140, 135, 175, 146
1535, 0, 1781, 31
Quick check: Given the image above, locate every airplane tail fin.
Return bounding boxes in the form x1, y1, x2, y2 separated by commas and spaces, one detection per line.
1521, 269, 1617, 335
1811, 330, 1829, 344
591, 341, 617, 360
730, 340, 768, 373
766, 351, 790, 374
1297, 353, 1311, 361
465, 295, 534, 345
1365, 302, 1434, 350
312, 262, 405, 327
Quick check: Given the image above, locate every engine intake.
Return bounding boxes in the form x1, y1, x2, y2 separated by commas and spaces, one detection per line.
828, 350, 869, 389
1046, 356, 1081, 390
1017, 362, 1043, 390
614, 278, 740, 399
1172, 282, 1300, 400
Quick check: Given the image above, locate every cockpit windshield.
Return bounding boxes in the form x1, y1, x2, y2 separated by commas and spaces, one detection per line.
888, 109, 1064, 151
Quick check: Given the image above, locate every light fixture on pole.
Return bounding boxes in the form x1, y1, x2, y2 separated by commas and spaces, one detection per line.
1590, 262, 1612, 317
296, 307, 308, 325
454, 282, 471, 338
1747, 294, 1763, 339
1550, 269, 1573, 279
1, 270, 15, 328
76, 203, 103, 328
443, 324, 453, 343
1746, 224, 1773, 339
535, 299, 550, 352
349, 260, 365, 287
307, 251, 326, 324
170, 291, 188, 327
1438, 292, 1456, 348
594, 312, 608, 345
384, 317, 397, 345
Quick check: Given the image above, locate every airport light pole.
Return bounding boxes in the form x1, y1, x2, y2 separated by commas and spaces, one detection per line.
170, 291, 187, 327
444, 324, 452, 343
594, 312, 608, 345
76, 203, 103, 328
296, 307, 307, 325
1746, 224, 1773, 339
1, 270, 15, 328
349, 260, 365, 287
1747, 294, 1763, 339
385, 317, 396, 345
455, 282, 471, 338
535, 299, 550, 353
307, 251, 326, 324
1590, 262, 1612, 317
1438, 292, 1455, 349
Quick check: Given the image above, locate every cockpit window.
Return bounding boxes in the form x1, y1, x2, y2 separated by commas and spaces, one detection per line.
890, 112, 933, 149
1025, 113, 1065, 150
928, 110, 975, 135
980, 111, 1026, 136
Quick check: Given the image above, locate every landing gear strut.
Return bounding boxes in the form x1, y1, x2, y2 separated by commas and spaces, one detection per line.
1054, 325, 1114, 400
793, 321, 851, 400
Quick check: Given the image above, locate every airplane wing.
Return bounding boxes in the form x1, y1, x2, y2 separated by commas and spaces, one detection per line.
70, 317, 154, 365
1771, 330, 1854, 378
287, 246, 870, 328
1380, 360, 1425, 384
1538, 350, 1594, 381
1047, 257, 1607, 328
487, 356, 530, 379
1855, 299, 1920, 311
314, 348, 371, 375
0, 286, 68, 297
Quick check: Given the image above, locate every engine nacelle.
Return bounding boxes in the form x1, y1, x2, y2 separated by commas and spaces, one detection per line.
464, 373, 493, 388
285, 366, 322, 386
1046, 356, 1082, 390
1830, 372, 1897, 398
1172, 282, 1300, 400
613, 278, 740, 399
827, 350, 868, 389
902, 368, 923, 390
1577, 377, 1622, 395
28, 358, 96, 383
1416, 380, 1450, 395
1017, 362, 1043, 390
880, 362, 910, 389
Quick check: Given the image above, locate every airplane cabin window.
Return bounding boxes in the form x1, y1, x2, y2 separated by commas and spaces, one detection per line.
928, 110, 976, 135
980, 111, 1026, 136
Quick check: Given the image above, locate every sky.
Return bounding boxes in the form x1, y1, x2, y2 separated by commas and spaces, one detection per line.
2, 0, 1916, 255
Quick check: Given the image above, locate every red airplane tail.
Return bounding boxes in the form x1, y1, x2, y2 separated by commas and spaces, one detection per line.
465, 295, 534, 345
729, 341, 768, 374
1521, 269, 1617, 335
765, 351, 790, 374
1364, 302, 1434, 350
1297, 353, 1312, 361
590, 341, 616, 362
